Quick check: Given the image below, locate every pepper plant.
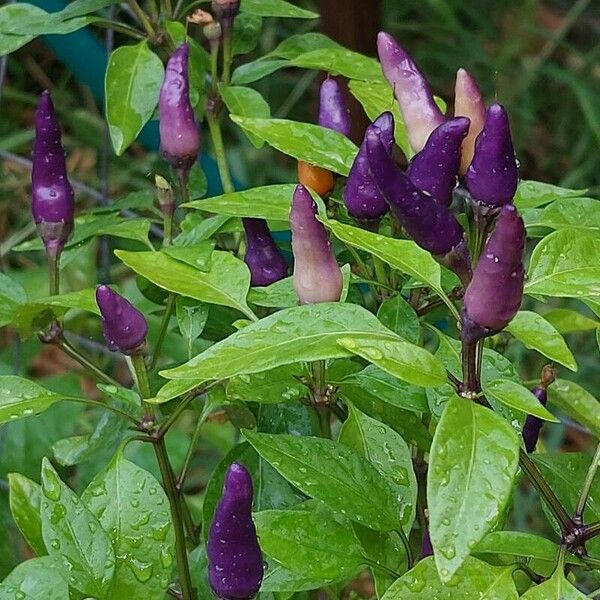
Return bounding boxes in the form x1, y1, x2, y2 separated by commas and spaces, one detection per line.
1, 1, 600, 599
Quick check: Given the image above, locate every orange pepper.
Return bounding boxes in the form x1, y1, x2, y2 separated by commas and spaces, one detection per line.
297, 161, 334, 197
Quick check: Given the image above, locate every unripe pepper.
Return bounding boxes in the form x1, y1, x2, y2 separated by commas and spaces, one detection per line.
454, 68, 486, 176
406, 117, 470, 206
159, 43, 200, 174
465, 104, 518, 207
290, 185, 343, 304
242, 218, 288, 287
343, 112, 394, 223
522, 366, 557, 453
95, 285, 148, 354
31, 90, 75, 254
377, 32, 445, 154
207, 463, 263, 600
462, 204, 525, 337
318, 77, 352, 138
297, 161, 334, 198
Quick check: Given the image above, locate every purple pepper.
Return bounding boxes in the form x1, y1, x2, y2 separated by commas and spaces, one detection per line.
463, 205, 525, 335
159, 43, 200, 173
465, 104, 518, 207
212, 0, 240, 33
377, 32, 445, 153
343, 112, 394, 223
522, 387, 547, 453
454, 68, 486, 176
207, 463, 263, 600
31, 90, 75, 253
406, 117, 470, 206
318, 77, 352, 138
242, 218, 288, 287
420, 528, 433, 559
95, 285, 148, 354
290, 185, 343, 305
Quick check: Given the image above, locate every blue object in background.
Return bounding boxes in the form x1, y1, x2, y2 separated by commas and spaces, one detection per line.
31, 0, 228, 197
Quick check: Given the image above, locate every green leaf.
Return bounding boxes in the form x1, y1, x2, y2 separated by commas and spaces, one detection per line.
260, 559, 329, 593
82, 452, 175, 600
514, 180, 588, 210
271, 32, 342, 59
105, 41, 164, 155
291, 48, 382, 82
115, 249, 256, 321
427, 398, 520, 581
519, 569, 588, 599
325, 219, 442, 294
231, 12, 262, 55
231, 57, 290, 85
241, 0, 318, 18
221, 85, 271, 147
8, 474, 45, 556
377, 295, 420, 344
483, 379, 559, 422
227, 364, 306, 404
184, 184, 295, 220
40, 458, 115, 597
161, 302, 401, 382
543, 308, 599, 334
505, 311, 576, 371
163, 242, 215, 272
254, 503, 364, 581
380, 556, 518, 599
548, 379, 600, 438
244, 430, 404, 531
0, 556, 68, 600
526, 229, 600, 299
176, 297, 209, 359
248, 276, 298, 308
524, 197, 600, 232
229, 116, 358, 176
339, 406, 417, 533
337, 335, 446, 388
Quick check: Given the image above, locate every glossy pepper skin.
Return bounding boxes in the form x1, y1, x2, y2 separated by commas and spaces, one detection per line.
159, 44, 200, 173
465, 104, 518, 207
462, 204, 525, 336
207, 463, 263, 600
420, 528, 433, 559
343, 112, 394, 223
297, 161, 334, 198
242, 218, 288, 287
318, 78, 352, 138
290, 185, 343, 304
406, 117, 470, 206
95, 285, 148, 354
31, 90, 75, 253
454, 68, 486, 176
522, 387, 547, 453
377, 32, 445, 154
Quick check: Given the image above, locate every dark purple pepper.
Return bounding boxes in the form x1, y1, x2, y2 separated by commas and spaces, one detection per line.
31, 90, 75, 252
377, 32, 445, 153
406, 117, 470, 206
365, 128, 465, 256
159, 44, 200, 173
465, 104, 518, 207
290, 185, 343, 304
212, 0, 240, 33
318, 78, 352, 138
207, 463, 263, 600
242, 218, 288, 287
420, 528, 433, 559
343, 112, 394, 222
95, 285, 148, 354
522, 387, 547, 453
463, 205, 525, 333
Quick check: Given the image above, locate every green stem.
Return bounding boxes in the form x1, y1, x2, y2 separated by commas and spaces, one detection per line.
222, 30, 233, 85
66, 397, 139, 426
47, 246, 60, 296
210, 43, 219, 95
396, 528, 414, 570
363, 558, 401, 580
131, 353, 152, 399
127, 0, 155, 38
161, 0, 173, 17
92, 19, 145, 39
151, 293, 176, 370
207, 112, 235, 194
461, 339, 480, 394
575, 444, 600, 524
373, 256, 389, 290
582, 520, 600, 542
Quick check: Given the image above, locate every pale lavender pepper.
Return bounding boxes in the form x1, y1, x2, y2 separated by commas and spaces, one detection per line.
95, 285, 148, 354
290, 185, 343, 304
207, 463, 263, 600
318, 77, 352, 137
242, 218, 288, 287
159, 43, 200, 173
31, 90, 75, 254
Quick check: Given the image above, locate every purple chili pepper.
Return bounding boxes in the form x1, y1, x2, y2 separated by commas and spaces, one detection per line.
290, 185, 343, 305
465, 103, 518, 207
318, 77, 352, 138
95, 285, 148, 354
31, 90, 75, 254
207, 463, 263, 600
159, 43, 200, 173
377, 32, 445, 153
406, 117, 470, 206
420, 528, 433, 559
343, 112, 395, 223
242, 218, 288, 287
454, 68, 486, 176
522, 387, 547, 453
462, 204, 525, 336
212, 0, 240, 33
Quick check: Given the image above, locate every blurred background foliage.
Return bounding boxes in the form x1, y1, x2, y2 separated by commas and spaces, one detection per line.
0, 0, 599, 590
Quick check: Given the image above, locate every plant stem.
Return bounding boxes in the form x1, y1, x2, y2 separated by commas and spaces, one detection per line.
162, 0, 173, 17
575, 444, 600, 524
151, 293, 176, 370
210, 42, 219, 95
127, 0, 155, 38
222, 30, 233, 85
582, 520, 600, 542
519, 449, 574, 534
396, 528, 414, 570
207, 112, 235, 194
66, 397, 139, 426
363, 558, 401, 580
461, 339, 480, 394
372, 256, 389, 293
47, 246, 60, 296
93, 19, 146, 39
